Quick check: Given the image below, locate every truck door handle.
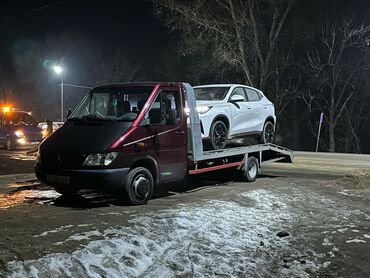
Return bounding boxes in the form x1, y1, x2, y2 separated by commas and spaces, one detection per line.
246, 106, 251, 109
175, 130, 185, 135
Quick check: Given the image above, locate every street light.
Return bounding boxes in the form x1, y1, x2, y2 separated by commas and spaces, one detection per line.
52, 65, 64, 121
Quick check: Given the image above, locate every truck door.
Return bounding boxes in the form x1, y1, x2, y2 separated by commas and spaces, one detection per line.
145, 87, 187, 183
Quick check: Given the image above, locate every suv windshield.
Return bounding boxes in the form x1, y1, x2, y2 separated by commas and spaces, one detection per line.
194, 87, 230, 101
70, 86, 154, 122
3, 112, 37, 126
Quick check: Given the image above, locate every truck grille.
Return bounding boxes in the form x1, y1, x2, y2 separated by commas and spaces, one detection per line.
42, 152, 86, 168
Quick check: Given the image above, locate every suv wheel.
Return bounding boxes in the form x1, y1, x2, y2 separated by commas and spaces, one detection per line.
210, 120, 228, 150
260, 121, 275, 144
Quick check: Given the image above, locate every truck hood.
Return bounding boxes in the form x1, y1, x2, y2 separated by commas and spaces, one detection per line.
40, 120, 132, 154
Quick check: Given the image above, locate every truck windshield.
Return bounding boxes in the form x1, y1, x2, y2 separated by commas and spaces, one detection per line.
3, 112, 37, 126
194, 87, 230, 101
70, 86, 154, 122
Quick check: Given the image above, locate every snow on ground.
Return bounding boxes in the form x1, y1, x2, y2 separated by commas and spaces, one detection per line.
3, 188, 369, 278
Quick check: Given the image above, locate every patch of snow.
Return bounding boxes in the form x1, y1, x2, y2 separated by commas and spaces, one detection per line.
4, 187, 367, 278
322, 238, 333, 246
345, 239, 366, 243
337, 189, 351, 196
337, 228, 348, 233
5, 189, 322, 278
33, 225, 74, 238
363, 234, 370, 239
53, 230, 103, 245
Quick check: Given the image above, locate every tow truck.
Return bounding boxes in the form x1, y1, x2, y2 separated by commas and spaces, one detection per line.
0, 107, 43, 150
35, 82, 293, 205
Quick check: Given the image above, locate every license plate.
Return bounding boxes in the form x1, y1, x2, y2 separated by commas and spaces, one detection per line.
31, 142, 39, 145
47, 174, 70, 184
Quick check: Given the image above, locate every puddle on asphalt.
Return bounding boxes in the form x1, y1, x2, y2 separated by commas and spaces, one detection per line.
0, 180, 120, 209
0, 150, 37, 161
0, 189, 61, 209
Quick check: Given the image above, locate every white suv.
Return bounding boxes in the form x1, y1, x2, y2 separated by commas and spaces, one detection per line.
193, 84, 276, 150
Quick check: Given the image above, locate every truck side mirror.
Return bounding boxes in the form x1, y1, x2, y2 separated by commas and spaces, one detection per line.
167, 109, 177, 125
66, 109, 72, 119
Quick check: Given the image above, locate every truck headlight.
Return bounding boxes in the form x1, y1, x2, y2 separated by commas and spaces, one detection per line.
14, 130, 24, 137
196, 106, 212, 114
83, 152, 118, 166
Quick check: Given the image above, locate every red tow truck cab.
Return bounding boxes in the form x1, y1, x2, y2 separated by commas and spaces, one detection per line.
35, 82, 293, 205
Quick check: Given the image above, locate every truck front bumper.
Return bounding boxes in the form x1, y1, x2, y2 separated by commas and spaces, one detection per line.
35, 163, 129, 191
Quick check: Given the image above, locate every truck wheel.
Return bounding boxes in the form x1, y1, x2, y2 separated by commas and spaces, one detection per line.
123, 167, 154, 205
210, 120, 228, 150
53, 184, 80, 196
5, 137, 15, 150
260, 121, 275, 144
242, 157, 258, 182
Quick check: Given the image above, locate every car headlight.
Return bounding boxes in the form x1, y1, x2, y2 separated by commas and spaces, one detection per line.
14, 130, 24, 137
196, 106, 212, 114
83, 152, 118, 166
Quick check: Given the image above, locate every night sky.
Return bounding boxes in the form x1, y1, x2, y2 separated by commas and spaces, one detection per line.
0, 0, 171, 80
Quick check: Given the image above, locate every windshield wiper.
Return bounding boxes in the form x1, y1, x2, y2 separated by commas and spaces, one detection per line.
80, 114, 117, 122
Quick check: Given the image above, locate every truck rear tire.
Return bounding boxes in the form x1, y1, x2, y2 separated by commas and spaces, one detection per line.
123, 167, 154, 205
242, 157, 258, 182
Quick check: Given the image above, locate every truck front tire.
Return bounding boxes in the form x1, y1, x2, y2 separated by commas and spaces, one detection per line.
123, 167, 154, 205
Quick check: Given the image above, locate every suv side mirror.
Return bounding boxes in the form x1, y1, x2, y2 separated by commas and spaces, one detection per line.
66, 109, 72, 119
230, 95, 244, 102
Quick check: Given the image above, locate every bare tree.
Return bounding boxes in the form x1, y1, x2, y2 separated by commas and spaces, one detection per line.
307, 19, 370, 152
153, 0, 295, 92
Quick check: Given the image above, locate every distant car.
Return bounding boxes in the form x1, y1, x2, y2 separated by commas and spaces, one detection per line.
0, 109, 43, 150
193, 84, 276, 150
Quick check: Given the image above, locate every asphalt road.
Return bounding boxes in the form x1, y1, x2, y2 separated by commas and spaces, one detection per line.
0, 149, 369, 277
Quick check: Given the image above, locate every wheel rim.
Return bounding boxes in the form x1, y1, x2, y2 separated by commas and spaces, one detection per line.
264, 122, 274, 144
248, 162, 257, 179
132, 173, 150, 200
5, 139, 11, 150
212, 122, 227, 149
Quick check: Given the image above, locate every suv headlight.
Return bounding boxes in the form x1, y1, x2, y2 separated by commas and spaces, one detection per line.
83, 152, 118, 166
196, 106, 212, 114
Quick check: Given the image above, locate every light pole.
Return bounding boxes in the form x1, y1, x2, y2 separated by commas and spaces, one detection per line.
52, 65, 64, 121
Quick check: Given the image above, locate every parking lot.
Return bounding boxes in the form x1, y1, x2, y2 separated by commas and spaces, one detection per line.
0, 149, 369, 277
